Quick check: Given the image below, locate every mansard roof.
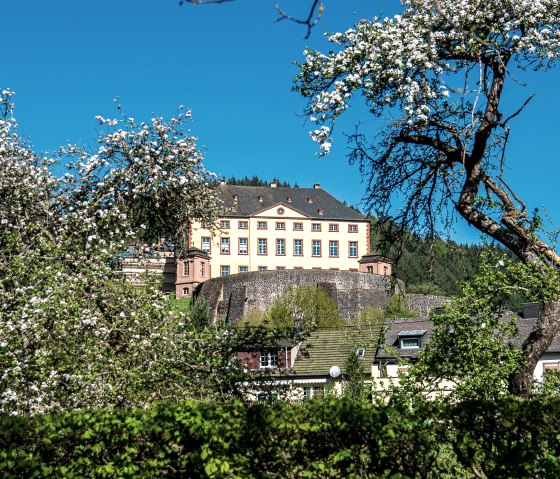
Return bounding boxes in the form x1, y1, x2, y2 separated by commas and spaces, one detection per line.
217, 185, 366, 221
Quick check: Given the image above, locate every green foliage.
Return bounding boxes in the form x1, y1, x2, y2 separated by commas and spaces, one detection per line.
536, 370, 560, 399
4, 398, 560, 478
343, 352, 367, 402
238, 309, 268, 327
190, 298, 212, 329
384, 294, 416, 318
225, 175, 292, 187
267, 285, 345, 330
405, 253, 560, 400
167, 295, 192, 314
370, 217, 507, 297
351, 307, 384, 328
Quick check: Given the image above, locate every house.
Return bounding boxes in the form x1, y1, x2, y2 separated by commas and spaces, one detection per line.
177, 182, 391, 298
237, 326, 382, 401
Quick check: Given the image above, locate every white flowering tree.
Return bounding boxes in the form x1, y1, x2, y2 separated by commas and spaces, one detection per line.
295, 0, 560, 396
0, 89, 264, 415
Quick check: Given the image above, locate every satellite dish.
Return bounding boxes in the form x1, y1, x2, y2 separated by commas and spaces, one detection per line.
329, 365, 341, 378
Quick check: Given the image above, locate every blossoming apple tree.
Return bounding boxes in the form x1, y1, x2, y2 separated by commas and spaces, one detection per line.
295, 0, 560, 396
0, 89, 274, 415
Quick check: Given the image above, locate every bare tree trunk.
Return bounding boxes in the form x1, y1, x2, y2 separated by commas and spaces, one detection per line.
509, 300, 560, 396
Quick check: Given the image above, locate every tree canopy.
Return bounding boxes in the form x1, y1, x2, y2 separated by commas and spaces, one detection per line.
0, 91, 289, 414
295, 0, 560, 396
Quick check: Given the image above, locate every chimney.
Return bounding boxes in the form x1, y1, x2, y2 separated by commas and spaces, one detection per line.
313, 183, 321, 189
219, 180, 226, 186
270, 181, 277, 188
522, 302, 541, 319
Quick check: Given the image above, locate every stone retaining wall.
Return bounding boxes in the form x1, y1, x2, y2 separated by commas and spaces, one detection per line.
197, 270, 447, 324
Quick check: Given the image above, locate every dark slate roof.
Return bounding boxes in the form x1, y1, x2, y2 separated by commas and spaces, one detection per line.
377, 313, 560, 361
293, 327, 382, 376
217, 185, 366, 221
515, 317, 560, 353
376, 317, 435, 361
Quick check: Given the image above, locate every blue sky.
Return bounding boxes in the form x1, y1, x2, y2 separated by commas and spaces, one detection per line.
4, 0, 559, 245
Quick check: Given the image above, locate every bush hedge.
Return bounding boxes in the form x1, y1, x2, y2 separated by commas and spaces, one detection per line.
2, 398, 560, 478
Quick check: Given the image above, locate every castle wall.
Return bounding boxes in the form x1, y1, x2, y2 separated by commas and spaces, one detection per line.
198, 270, 411, 324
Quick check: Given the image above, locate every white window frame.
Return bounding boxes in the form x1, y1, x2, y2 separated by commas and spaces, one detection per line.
220, 265, 230, 277
312, 240, 321, 257
329, 240, 339, 257
294, 239, 303, 256
239, 237, 248, 255
221, 237, 230, 254
260, 350, 278, 369
276, 239, 285, 256
201, 237, 211, 253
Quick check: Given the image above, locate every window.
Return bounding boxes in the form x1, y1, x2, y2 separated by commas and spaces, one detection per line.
201, 237, 211, 253
220, 265, 230, 277
312, 223, 321, 231
202, 221, 212, 228
294, 239, 303, 256
200, 262, 205, 277
260, 351, 278, 369
329, 223, 339, 232
239, 266, 248, 273
349, 241, 358, 258
276, 222, 285, 230
258, 238, 267, 255
401, 338, 420, 349
183, 262, 190, 276
220, 220, 230, 229
312, 240, 321, 257
329, 240, 339, 257
276, 239, 285, 256
293, 222, 303, 231
366, 265, 374, 273
182, 287, 189, 295
257, 221, 267, 230
258, 266, 268, 271
303, 386, 324, 400
239, 238, 248, 255
348, 224, 358, 233
238, 221, 248, 229
220, 237, 230, 254
277, 207, 285, 215
356, 348, 366, 359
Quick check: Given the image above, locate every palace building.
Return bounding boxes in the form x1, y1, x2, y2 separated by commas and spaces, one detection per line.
175, 182, 392, 298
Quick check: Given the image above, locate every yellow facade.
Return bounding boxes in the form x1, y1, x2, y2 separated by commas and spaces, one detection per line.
189, 202, 370, 279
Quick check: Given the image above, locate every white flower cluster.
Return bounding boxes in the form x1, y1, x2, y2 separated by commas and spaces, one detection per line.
0, 91, 227, 415
297, 0, 560, 153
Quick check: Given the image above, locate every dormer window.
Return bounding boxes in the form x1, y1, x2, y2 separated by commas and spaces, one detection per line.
317, 207, 324, 215
287, 196, 292, 203
398, 330, 427, 349
260, 350, 278, 369
258, 195, 264, 203
233, 194, 238, 202
307, 196, 313, 204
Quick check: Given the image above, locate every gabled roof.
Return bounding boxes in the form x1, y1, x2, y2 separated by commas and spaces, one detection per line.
217, 185, 366, 221
293, 327, 382, 376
